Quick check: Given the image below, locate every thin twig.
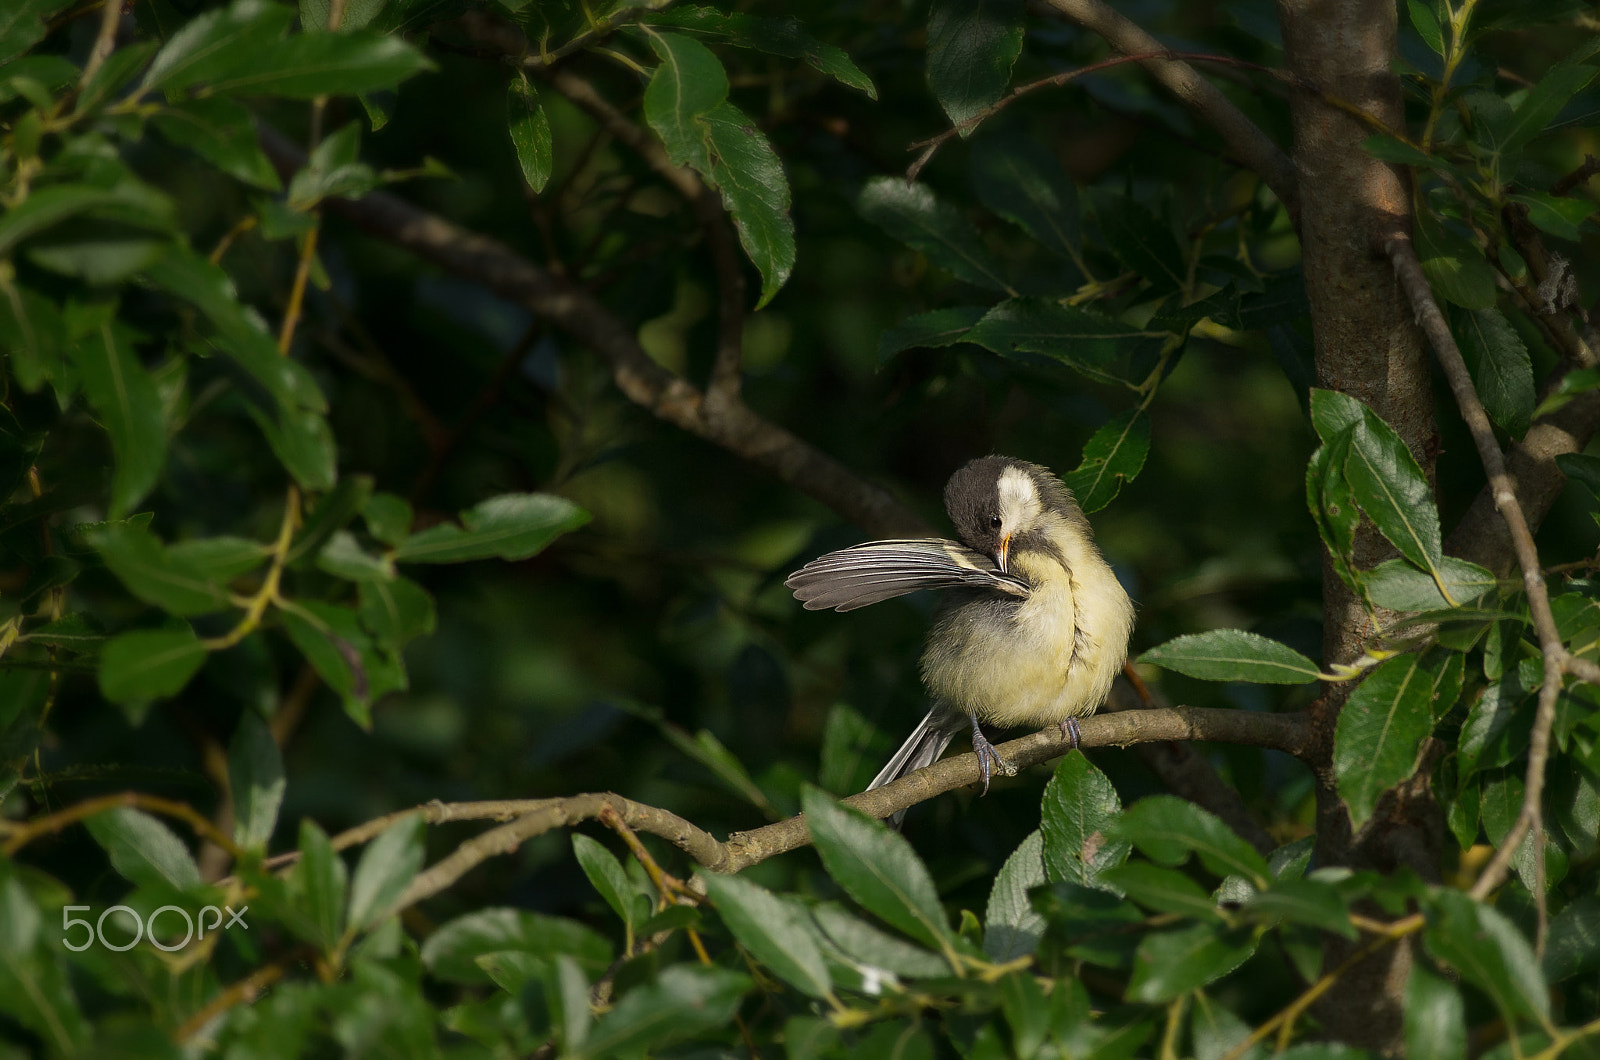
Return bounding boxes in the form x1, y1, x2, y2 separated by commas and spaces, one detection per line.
536, 66, 747, 401
1033, 0, 1299, 217
0, 791, 242, 859
1387, 234, 1565, 948
907, 51, 1289, 182
255, 123, 927, 539
1549, 154, 1599, 197
77, 0, 122, 88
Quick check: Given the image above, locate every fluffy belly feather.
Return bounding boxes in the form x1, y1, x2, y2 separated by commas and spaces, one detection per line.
920, 551, 1132, 729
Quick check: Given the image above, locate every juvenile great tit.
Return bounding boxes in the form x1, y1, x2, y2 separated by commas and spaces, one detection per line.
787, 456, 1135, 815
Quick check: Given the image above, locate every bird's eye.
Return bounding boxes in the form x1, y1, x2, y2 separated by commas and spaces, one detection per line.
988, 515, 1002, 529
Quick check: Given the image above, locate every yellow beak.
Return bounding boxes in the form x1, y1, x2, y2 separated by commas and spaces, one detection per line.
996, 533, 1011, 573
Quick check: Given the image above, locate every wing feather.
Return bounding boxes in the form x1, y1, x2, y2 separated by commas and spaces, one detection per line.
785, 539, 1030, 612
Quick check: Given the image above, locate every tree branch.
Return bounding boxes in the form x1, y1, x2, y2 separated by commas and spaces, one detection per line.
359, 706, 1308, 920
532, 65, 747, 401
1386, 234, 1567, 948
1032, 0, 1299, 218
257, 125, 927, 539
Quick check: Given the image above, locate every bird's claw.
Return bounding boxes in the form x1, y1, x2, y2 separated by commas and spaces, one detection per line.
1058, 716, 1083, 751
970, 717, 1016, 795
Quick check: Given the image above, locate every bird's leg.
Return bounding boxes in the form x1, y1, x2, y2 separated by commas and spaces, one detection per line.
1058, 716, 1082, 751
969, 715, 1016, 795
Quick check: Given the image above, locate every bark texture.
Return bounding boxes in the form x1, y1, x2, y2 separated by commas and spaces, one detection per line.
1277, 2, 1435, 1053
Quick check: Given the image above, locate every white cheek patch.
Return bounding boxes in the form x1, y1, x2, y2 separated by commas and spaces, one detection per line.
996, 466, 1041, 536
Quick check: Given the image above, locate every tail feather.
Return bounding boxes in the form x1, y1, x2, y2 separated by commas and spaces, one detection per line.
868, 706, 962, 828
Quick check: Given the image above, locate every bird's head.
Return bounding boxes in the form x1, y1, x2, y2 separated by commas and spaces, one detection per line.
943, 456, 1083, 573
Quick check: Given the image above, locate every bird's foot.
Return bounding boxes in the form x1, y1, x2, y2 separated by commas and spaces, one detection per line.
1058, 716, 1083, 751
970, 716, 1017, 795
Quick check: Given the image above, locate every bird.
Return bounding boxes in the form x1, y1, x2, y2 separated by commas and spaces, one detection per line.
786, 456, 1135, 819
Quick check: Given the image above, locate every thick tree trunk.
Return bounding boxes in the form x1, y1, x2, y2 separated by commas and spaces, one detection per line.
1277, 2, 1435, 1053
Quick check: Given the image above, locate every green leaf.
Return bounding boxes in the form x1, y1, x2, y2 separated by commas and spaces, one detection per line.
1061, 410, 1150, 514
357, 575, 435, 646
1040, 754, 1128, 888
1335, 653, 1441, 828
508, 77, 553, 193
86, 806, 202, 893
0, 185, 129, 258
548, 954, 591, 1052
1100, 862, 1221, 920
1342, 401, 1449, 587
422, 908, 611, 983
286, 121, 376, 210
1361, 557, 1498, 612
643, 31, 728, 174
800, 785, 951, 949
228, 710, 285, 851
969, 132, 1083, 266
152, 97, 282, 191
23, 613, 104, 654
1542, 895, 1600, 983
810, 903, 948, 978
877, 306, 987, 363
1308, 430, 1361, 590
1362, 132, 1435, 166
291, 819, 347, 950
362, 491, 413, 545
0, 863, 90, 1055
1127, 922, 1257, 1001
69, 316, 167, 517
1139, 629, 1321, 684
1242, 878, 1355, 938
77, 41, 158, 114
984, 829, 1047, 961
1459, 671, 1528, 777
571, 834, 646, 938
346, 814, 425, 931
203, 25, 432, 99
1415, 215, 1496, 309
1093, 193, 1187, 292
139, 0, 296, 93
1536, 366, 1600, 419
924, 0, 1024, 129
1423, 889, 1549, 1025
0, 281, 66, 393
966, 297, 1165, 383
1406, 0, 1444, 53
0, 0, 64, 65
300, 0, 387, 31
99, 627, 208, 708
581, 966, 750, 1058
703, 873, 833, 998
140, 248, 324, 411
858, 176, 1011, 292
643, 7, 876, 99
1113, 795, 1271, 887
88, 523, 230, 615
1454, 307, 1533, 436
288, 475, 372, 565
317, 530, 395, 582
169, 536, 270, 581
280, 601, 373, 727
1406, 961, 1466, 1060
393, 492, 590, 563
701, 101, 796, 308
251, 404, 338, 492
998, 968, 1050, 1060
1500, 60, 1599, 154
1508, 197, 1594, 254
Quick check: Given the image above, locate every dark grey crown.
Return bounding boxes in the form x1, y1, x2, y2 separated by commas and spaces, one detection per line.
942, 455, 1079, 555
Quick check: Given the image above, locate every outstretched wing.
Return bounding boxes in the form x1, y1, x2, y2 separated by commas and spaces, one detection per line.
785, 538, 1030, 612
